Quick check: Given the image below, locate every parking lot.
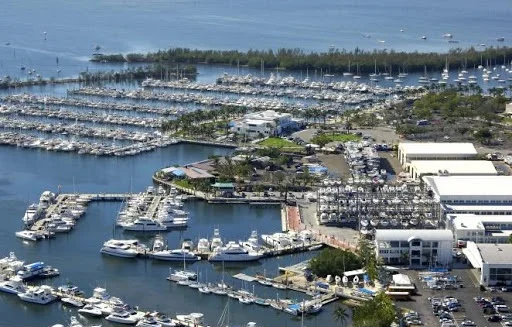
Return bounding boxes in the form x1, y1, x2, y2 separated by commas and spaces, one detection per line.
399, 269, 512, 327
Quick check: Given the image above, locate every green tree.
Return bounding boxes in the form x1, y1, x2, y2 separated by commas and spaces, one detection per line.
333, 305, 350, 327
308, 248, 362, 277
508, 234, 512, 244
353, 292, 395, 327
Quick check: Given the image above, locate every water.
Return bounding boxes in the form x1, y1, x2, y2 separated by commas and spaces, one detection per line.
1, 0, 511, 80
0, 144, 336, 327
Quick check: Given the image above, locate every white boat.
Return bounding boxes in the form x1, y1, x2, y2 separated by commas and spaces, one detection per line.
210, 228, 223, 250
78, 304, 103, 317
197, 238, 210, 252
136, 315, 161, 327
240, 230, 262, 252
15, 230, 40, 242
100, 240, 140, 258
22, 204, 43, 225
198, 286, 211, 294
61, 297, 85, 307
260, 233, 292, 249
150, 312, 175, 327
120, 217, 167, 232
0, 276, 26, 294
18, 285, 56, 304
168, 268, 197, 282
158, 215, 188, 228
176, 313, 204, 327
0, 252, 24, 273
209, 242, 263, 262
106, 310, 139, 325
239, 296, 254, 304
17, 262, 46, 280
152, 249, 200, 262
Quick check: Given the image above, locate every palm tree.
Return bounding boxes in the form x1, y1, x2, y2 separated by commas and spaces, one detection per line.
333, 305, 349, 327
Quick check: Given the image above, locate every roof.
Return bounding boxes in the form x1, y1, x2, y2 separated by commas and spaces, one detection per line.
211, 182, 235, 189
399, 142, 477, 156
449, 214, 512, 231
477, 243, 512, 264
180, 167, 214, 179
375, 229, 453, 242
410, 160, 497, 176
392, 273, 412, 286
423, 176, 512, 200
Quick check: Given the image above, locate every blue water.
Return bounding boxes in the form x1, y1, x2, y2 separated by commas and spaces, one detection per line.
0, 0, 511, 81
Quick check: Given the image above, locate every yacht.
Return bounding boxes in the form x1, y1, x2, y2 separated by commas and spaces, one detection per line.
78, 304, 103, 317
210, 228, 223, 250
0, 252, 24, 273
150, 312, 175, 327
197, 238, 210, 252
136, 315, 160, 327
261, 233, 292, 249
176, 313, 204, 327
22, 203, 43, 225
15, 230, 40, 242
18, 285, 56, 304
106, 309, 140, 325
120, 217, 167, 232
240, 230, 262, 252
61, 297, 85, 307
151, 249, 200, 262
158, 215, 188, 228
0, 276, 26, 294
168, 269, 198, 282
209, 242, 263, 262
17, 262, 46, 280
100, 239, 140, 258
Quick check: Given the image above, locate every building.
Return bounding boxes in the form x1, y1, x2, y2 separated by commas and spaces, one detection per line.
423, 176, 512, 204
506, 102, 512, 115
408, 160, 497, 180
230, 110, 303, 138
448, 214, 512, 244
464, 242, 512, 286
441, 203, 512, 216
374, 229, 453, 268
398, 142, 477, 169
211, 182, 235, 197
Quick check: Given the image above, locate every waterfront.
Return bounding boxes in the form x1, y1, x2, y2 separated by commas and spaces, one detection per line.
0, 145, 340, 327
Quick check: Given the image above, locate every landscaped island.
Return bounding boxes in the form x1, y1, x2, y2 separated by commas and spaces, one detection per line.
91, 46, 512, 75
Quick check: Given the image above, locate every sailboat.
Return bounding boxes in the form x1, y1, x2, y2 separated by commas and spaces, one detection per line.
384, 65, 394, 80
343, 61, 353, 76
418, 66, 429, 84
369, 59, 379, 82
167, 248, 198, 282
352, 63, 361, 79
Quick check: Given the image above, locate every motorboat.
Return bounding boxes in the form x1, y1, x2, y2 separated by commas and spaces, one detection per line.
196, 238, 210, 252
39, 266, 60, 278
158, 215, 188, 228
68, 316, 85, 327
18, 285, 56, 304
0, 252, 24, 273
151, 249, 200, 262
57, 284, 85, 297
176, 313, 204, 327
150, 312, 175, 327
210, 228, 223, 250
106, 309, 140, 325
254, 298, 270, 306
17, 262, 46, 280
240, 230, 262, 252
198, 285, 211, 294
22, 203, 43, 225
61, 297, 85, 307
167, 269, 197, 282
209, 242, 263, 262
239, 296, 254, 304
260, 233, 292, 249
136, 315, 161, 327
0, 276, 26, 294
78, 304, 103, 317
100, 239, 140, 258
15, 230, 40, 242
120, 217, 167, 232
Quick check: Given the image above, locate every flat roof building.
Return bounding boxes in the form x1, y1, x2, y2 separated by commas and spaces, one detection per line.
464, 242, 512, 286
423, 176, 512, 203
398, 142, 477, 169
374, 229, 453, 268
447, 214, 512, 244
409, 160, 497, 180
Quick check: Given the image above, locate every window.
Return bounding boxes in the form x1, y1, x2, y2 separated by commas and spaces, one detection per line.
432, 242, 438, 247
400, 241, 409, 247
389, 241, 400, 247
411, 241, 421, 247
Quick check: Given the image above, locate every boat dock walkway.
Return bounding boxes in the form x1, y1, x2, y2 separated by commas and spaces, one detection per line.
145, 195, 163, 219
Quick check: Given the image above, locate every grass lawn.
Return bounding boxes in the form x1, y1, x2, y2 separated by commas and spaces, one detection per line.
258, 137, 302, 149
174, 179, 192, 189
326, 134, 361, 142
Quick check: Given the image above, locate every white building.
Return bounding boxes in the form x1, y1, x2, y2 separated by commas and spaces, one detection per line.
442, 204, 512, 216
398, 142, 477, 169
230, 110, 303, 138
448, 214, 512, 244
506, 102, 512, 115
374, 229, 453, 268
464, 242, 512, 286
408, 160, 497, 180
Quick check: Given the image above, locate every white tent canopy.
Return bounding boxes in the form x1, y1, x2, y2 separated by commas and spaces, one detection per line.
392, 273, 412, 286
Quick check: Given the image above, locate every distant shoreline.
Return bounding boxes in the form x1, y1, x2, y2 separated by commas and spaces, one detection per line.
90, 46, 512, 75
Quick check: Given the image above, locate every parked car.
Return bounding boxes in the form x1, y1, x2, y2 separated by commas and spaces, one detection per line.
488, 315, 502, 322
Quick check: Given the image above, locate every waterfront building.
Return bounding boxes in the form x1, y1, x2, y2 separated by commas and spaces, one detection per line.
211, 182, 235, 197
398, 142, 477, 169
464, 242, 512, 286
230, 110, 303, 138
408, 160, 497, 180
448, 214, 512, 244
505, 102, 512, 115
374, 229, 453, 268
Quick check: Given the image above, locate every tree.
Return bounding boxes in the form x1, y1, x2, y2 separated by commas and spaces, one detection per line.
474, 127, 492, 144
353, 291, 395, 327
308, 248, 362, 278
508, 234, 512, 244
333, 305, 350, 327
357, 238, 379, 282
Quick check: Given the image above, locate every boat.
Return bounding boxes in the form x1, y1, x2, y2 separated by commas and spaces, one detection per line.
167, 268, 198, 282
239, 296, 254, 304
106, 309, 140, 325
61, 297, 85, 307
136, 315, 161, 327
151, 249, 200, 262
0, 276, 26, 294
210, 228, 223, 250
150, 312, 175, 327
196, 238, 210, 252
15, 230, 40, 242
22, 203, 43, 225
39, 266, 60, 278
18, 285, 56, 304
100, 239, 141, 258
176, 313, 204, 327
240, 230, 262, 252
271, 282, 287, 290
198, 286, 211, 294
17, 262, 46, 280
158, 215, 188, 229
254, 298, 270, 306
209, 241, 263, 262
120, 217, 167, 232
78, 304, 103, 317
0, 252, 24, 273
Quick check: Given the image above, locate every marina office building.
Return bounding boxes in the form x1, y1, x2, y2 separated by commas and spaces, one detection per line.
408, 160, 497, 180
398, 142, 477, 169
374, 229, 453, 268
230, 110, 303, 138
448, 214, 512, 244
464, 242, 512, 287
